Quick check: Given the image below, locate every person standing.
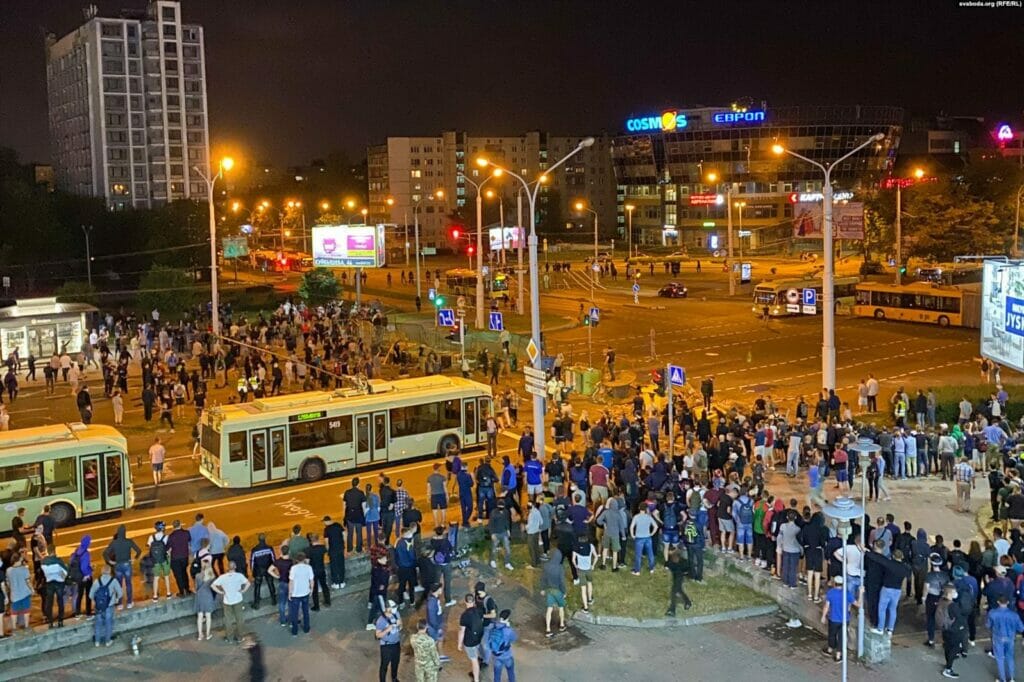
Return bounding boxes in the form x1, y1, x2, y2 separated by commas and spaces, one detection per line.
572, 535, 597, 613
343, 478, 367, 554
76, 384, 93, 424
457, 593, 485, 682
953, 456, 975, 513
489, 609, 518, 682
987, 594, 1024, 682
630, 505, 659, 575
939, 583, 966, 679
102, 524, 140, 610
287, 552, 314, 636
412, 619, 442, 682
427, 464, 448, 528
866, 374, 879, 412
146, 521, 172, 600
194, 558, 216, 640
541, 551, 567, 638
395, 527, 418, 607
111, 389, 124, 425
306, 534, 331, 611
166, 520, 192, 597
211, 560, 250, 643
69, 535, 94, 617
375, 600, 403, 682
249, 534, 276, 608
322, 516, 346, 589
89, 564, 122, 647
267, 545, 293, 627
40, 549, 69, 627
604, 346, 616, 381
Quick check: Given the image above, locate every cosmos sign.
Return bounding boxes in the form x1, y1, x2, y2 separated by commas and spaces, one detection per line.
625, 110, 688, 133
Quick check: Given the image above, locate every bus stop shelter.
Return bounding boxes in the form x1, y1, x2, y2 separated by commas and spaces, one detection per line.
0, 297, 97, 361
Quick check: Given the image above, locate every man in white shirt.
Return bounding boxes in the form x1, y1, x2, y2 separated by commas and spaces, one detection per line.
833, 537, 864, 599
211, 561, 251, 642
287, 552, 315, 636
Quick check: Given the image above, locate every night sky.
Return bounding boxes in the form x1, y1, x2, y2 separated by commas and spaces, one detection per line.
1, 0, 1021, 166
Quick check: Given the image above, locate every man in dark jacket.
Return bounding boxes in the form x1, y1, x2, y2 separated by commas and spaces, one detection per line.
323, 515, 346, 589
76, 385, 93, 424
167, 519, 192, 596
249, 534, 276, 608
307, 534, 330, 611
102, 524, 141, 608
226, 536, 248, 578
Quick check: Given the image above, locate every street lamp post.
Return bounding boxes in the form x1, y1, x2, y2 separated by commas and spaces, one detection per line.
625, 204, 635, 260
411, 190, 444, 303
848, 437, 878, 658
462, 171, 500, 330
773, 133, 884, 390
706, 173, 735, 296
81, 225, 93, 287
735, 201, 746, 259
822, 496, 865, 682
576, 202, 599, 368
480, 137, 595, 459
517, 190, 525, 315
894, 168, 925, 284
193, 156, 234, 335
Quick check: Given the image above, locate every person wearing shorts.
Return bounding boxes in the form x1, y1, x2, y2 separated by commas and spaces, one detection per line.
735, 524, 752, 548
426, 464, 448, 528
718, 518, 735, 550
546, 588, 566, 609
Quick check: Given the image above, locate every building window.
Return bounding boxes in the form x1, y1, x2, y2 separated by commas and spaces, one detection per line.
162, 6, 176, 20
410, 170, 422, 178
101, 23, 122, 37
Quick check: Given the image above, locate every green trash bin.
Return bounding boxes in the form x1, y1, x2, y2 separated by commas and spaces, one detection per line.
580, 368, 601, 395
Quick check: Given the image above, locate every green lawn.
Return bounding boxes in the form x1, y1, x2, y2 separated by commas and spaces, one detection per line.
478, 542, 772, 621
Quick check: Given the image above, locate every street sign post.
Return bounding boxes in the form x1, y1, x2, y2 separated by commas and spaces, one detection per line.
427, 287, 436, 301
489, 311, 504, 332
632, 282, 640, 304
523, 383, 547, 398
802, 288, 817, 315
523, 366, 546, 380
668, 364, 685, 387
525, 338, 539, 365
437, 308, 455, 327
589, 306, 600, 323
666, 363, 685, 457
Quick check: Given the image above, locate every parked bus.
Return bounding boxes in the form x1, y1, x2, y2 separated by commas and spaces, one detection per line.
0, 423, 134, 529
853, 281, 981, 328
916, 262, 984, 286
751, 276, 860, 317
198, 376, 493, 489
444, 268, 511, 302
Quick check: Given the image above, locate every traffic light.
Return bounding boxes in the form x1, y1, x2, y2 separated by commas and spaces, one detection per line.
450, 227, 461, 240
434, 294, 445, 307
467, 245, 475, 256
583, 314, 590, 326
899, 265, 907, 275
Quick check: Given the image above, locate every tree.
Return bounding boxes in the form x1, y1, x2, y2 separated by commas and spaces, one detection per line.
54, 280, 99, 306
298, 268, 340, 306
137, 265, 198, 319
905, 189, 1004, 262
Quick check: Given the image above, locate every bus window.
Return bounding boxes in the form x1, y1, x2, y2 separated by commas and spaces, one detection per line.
441, 399, 461, 429
105, 455, 122, 497
44, 457, 77, 495
0, 462, 41, 502
201, 425, 221, 460
83, 458, 99, 501
855, 290, 871, 305
289, 416, 353, 451
228, 431, 248, 462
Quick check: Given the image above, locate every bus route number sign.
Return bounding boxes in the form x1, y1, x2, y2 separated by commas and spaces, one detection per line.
290, 410, 326, 423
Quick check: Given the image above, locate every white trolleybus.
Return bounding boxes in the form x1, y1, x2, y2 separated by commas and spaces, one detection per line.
198, 375, 493, 489
0, 423, 135, 529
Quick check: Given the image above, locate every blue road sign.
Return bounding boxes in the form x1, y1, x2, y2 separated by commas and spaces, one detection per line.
668, 364, 686, 388
489, 311, 504, 332
438, 308, 455, 327
632, 282, 641, 293
589, 306, 600, 321
802, 288, 817, 306
428, 287, 436, 301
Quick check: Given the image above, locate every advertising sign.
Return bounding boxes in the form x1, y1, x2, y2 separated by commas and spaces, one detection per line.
222, 237, 249, 259
982, 260, 1024, 372
689, 193, 723, 206
311, 225, 386, 268
488, 227, 524, 251
791, 202, 865, 240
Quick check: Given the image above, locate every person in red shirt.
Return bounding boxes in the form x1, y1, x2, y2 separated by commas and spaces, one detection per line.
589, 462, 610, 505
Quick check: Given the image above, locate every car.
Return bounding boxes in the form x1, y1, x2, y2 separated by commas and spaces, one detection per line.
658, 281, 688, 298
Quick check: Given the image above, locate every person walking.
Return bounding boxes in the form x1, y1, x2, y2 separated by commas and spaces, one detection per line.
820, 575, 857, 662
89, 564, 122, 647
457, 593, 485, 682
412, 618, 442, 682
939, 583, 966, 678
194, 558, 216, 640
375, 600, 403, 682
489, 609, 518, 682
287, 552, 314, 636
211, 560, 250, 642
665, 547, 694, 617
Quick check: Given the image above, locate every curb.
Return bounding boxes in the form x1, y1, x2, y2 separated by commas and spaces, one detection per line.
572, 603, 778, 628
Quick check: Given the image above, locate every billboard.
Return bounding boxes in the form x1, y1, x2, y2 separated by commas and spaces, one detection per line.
982, 260, 1024, 372
222, 236, 249, 259
792, 202, 865, 240
311, 225, 386, 268
488, 227, 523, 252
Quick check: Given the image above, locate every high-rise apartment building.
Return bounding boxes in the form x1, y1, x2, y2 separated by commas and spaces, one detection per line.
368, 131, 616, 250
45, 0, 210, 209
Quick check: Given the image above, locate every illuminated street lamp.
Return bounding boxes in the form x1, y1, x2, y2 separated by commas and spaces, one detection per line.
192, 156, 235, 335
320, 201, 330, 212
411, 189, 445, 298
705, 171, 736, 296
478, 136, 595, 460
624, 203, 636, 258
575, 200, 599, 368
772, 132, 885, 390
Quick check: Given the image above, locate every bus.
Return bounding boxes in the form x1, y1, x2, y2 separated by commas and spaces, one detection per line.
0, 423, 134, 529
853, 281, 981, 328
917, 262, 984, 286
444, 269, 511, 302
198, 375, 493, 489
751, 276, 860, 317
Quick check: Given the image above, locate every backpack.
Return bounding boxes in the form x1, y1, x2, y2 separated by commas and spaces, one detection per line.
68, 551, 84, 583
738, 498, 754, 525
683, 519, 698, 544
94, 577, 112, 612
149, 534, 168, 563
488, 624, 511, 656
662, 503, 678, 530
190, 554, 203, 578
935, 601, 954, 631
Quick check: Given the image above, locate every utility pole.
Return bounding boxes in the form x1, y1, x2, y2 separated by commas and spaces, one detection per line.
726, 187, 735, 296
895, 184, 902, 285
81, 225, 93, 287
517, 191, 524, 315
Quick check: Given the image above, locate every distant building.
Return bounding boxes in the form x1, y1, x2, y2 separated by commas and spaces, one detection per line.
367, 131, 616, 251
610, 103, 903, 253
44, 0, 210, 209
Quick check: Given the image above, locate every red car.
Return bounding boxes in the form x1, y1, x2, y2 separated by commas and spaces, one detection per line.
657, 281, 688, 298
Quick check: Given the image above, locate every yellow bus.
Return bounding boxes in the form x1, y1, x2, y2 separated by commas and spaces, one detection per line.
751, 276, 860, 317
198, 376, 493, 489
0, 423, 135, 528
853, 281, 981, 328
444, 268, 511, 302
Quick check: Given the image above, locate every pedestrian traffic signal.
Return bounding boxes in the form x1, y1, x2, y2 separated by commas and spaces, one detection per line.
434, 295, 445, 307
583, 314, 590, 326
899, 265, 907, 275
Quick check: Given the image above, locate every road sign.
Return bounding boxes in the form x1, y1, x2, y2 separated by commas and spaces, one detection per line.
222, 236, 249, 259
786, 304, 800, 314
668, 364, 686, 388
482, 265, 490, 276
523, 366, 546, 380
525, 338, 539, 365
457, 296, 466, 309
489, 311, 504, 332
632, 283, 640, 293
802, 288, 817, 315
437, 308, 455, 327
740, 262, 751, 284
524, 383, 547, 398
428, 287, 436, 301
589, 306, 600, 322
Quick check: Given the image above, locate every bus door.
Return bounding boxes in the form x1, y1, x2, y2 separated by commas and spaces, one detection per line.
80, 454, 104, 515
250, 427, 287, 485
463, 399, 479, 446
478, 398, 492, 442
372, 412, 388, 462
102, 452, 126, 509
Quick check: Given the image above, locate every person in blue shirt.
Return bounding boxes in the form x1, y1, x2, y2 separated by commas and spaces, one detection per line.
189, 513, 209, 557
375, 600, 403, 682
987, 594, 1024, 682
951, 565, 979, 647
456, 469, 475, 529
500, 456, 522, 520
524, 452, 544, 501
821, 575, 858, 662
490, 608, 518, 682
517, 427, 534, 461
597, 443, 614, 470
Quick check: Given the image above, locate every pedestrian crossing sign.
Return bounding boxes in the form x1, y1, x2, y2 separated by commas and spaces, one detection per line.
668, 364, 686, 387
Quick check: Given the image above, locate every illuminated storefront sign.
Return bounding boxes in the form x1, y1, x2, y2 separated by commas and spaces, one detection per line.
997, 124, 1014, 142
625, 110, 688, 132
788, 191, 854, 203
689, 193, 724, 206
712, 110, 766, 125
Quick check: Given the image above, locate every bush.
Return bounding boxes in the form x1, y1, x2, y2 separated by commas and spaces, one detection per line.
298, 268, 340, 307
54, 280, 99, 306
929, 384, 1024, 425
137, 265, 198, 319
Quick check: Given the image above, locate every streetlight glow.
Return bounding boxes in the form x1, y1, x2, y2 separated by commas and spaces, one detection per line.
231, 201, 240, 213
476, 157, 489, 168
914, 167, 926, 179
346, 199, 356, 210
705, 171, 718, 183
492, 168, 503, 178
434, 189, 445, 199
771, 144, 785, 155
320, 201, 330, 211
574, 201, 585, 211
386, 197, 395, 206
220, 157, 235, 172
